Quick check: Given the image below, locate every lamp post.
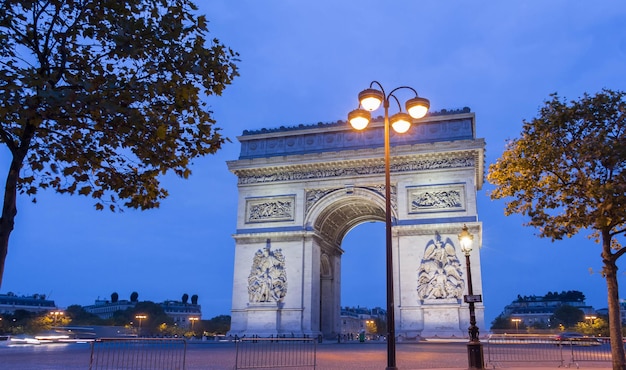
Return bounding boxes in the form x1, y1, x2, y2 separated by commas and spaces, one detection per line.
348, 81, 430, 370
135, 314, 147, 334
458, 224, 484, 370
189, 316, 199, 331
50, 310, 64, 325
511, 318, 521, 333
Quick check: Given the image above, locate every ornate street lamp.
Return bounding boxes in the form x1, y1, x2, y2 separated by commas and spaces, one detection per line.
348, 81, 429, 370
50, 310, 64, 325
458, 224, 484, 370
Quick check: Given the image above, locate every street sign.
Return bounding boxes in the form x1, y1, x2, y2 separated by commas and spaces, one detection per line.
464, 294, 482, 303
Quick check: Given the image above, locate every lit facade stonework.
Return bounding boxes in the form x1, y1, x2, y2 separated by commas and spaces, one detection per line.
227, 109, 485, 339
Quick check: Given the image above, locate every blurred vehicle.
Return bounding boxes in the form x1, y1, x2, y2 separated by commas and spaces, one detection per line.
554, 332, 602, 346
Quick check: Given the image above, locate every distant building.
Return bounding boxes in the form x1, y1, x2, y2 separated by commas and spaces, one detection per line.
82, 299, 136, 319
0, 293, 58, 314
83, 298, 202, 328
502, 291, 596, 328
161, 300, 202, 328
340, 306, 386, 337
596, 300, 626, 325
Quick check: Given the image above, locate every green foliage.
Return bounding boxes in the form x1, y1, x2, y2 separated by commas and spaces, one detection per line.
65, 304, 104, 325
488, 89, 626, 241
552, 305, 585, 328
0, 0, 239, 286
202, 315, 231, 335
108, 301, 173, 335
515, 290, 585, 302
576, 316, 609, 337
487, 89, 626, 365
490, 315, 527, 332
1, 309, 70, 335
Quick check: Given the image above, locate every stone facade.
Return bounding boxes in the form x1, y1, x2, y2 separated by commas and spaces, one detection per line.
227, 110, 485, 339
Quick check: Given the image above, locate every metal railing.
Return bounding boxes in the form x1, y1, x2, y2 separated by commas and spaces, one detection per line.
565, 338, 613, 368
486, 334, 613, 369
235, 337, 317, 369
89, 337, 187, 370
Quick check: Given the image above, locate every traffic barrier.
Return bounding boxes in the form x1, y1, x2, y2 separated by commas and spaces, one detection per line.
235, 337, 317, 369
486, 334, 613, 369
486, 335, 564, 367
566, 338, 612, 368
89, 337, 187, 370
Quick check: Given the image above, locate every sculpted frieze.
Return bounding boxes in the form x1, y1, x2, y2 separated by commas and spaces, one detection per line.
408, 184, 466, 214
236, 154, 475, 185
246, 196, 295, 223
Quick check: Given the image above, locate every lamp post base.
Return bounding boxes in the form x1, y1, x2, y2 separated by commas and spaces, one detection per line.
466, 341, 484, 369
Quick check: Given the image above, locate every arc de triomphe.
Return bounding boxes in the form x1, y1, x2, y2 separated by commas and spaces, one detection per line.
226, 108, 485, 340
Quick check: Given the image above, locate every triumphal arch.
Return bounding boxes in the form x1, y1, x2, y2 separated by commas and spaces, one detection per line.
226, 108, 485, 339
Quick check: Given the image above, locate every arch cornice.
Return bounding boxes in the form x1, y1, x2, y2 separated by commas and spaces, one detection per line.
394, 222, 482, 242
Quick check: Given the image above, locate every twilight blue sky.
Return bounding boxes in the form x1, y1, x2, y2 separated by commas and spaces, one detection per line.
2, 1, 626, 325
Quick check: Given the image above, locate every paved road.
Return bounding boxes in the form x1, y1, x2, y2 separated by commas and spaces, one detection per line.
0, 340, 614, 369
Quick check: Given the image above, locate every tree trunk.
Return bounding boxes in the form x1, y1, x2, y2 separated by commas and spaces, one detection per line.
602, 229, 626, 370
0, 154, 22, 288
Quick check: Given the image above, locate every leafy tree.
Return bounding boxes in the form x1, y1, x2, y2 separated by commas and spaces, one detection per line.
108, 301, 172, 335
111, 292, 119, 303
0, 0, 239, 287
552, 305, 584, 328
488, 89, 626, 369
576, 316, 609, 337
65, 304, 103, 325
490, 315, 527, 333
203, 315, 230, 335
130, 291, 138, 302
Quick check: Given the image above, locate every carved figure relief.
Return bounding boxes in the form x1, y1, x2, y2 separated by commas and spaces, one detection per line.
248, 239, 288, 303
246, 196, 295, 223
417, 234, 464, 301
408, 184, 466, 214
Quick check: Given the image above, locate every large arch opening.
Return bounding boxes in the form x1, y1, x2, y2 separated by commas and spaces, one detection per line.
340, 222, 385, 309
310, 190, 388, 338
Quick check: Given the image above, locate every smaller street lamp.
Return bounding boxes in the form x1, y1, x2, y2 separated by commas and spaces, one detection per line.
511, 318, 522, 333
189, 316, 199, 330
135, 314, 147, 332
459, 224, 484, 370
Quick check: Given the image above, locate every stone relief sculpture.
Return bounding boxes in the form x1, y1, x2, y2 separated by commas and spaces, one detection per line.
412, 190, 461, 209
248, 239, 288, 303
246, 196, 295, 223
236, 154, 474, 185
417, 234, 464, 301
408, 184, 465, 214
